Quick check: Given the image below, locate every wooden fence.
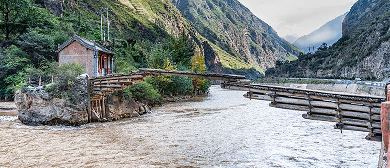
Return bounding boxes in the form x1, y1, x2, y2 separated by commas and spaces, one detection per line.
222, 83, 385, 141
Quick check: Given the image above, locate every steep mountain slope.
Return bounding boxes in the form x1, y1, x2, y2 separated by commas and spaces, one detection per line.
293, 13, 347, 53
267, 0, 390, 80
171, 0, 301, 73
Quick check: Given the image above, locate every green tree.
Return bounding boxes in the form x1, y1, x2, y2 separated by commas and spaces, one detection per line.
191, 52, 210, 94
168, 34, 194, 67
17, 29, 56, 66
0, 0, 30, 40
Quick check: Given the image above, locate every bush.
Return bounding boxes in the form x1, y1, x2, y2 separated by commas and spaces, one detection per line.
46, 63, 87, 105
112, 87, 132, 100
129, 82, 162, 106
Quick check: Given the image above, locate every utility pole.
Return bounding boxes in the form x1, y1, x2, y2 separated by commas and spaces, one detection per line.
106, 7, 110, 41
100, 8, 103, 41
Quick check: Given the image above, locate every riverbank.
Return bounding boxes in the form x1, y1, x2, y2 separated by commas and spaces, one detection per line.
3, 91, 205, 125
0, 102, 17, 116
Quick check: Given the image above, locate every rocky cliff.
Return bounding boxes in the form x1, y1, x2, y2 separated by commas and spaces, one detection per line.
172, 0, 301, 73
342, 0, 380, 36
267, 0, 390, 80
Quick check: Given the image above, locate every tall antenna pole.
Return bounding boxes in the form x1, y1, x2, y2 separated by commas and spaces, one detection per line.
106, 7, 110, 41
100, 8, 103, 41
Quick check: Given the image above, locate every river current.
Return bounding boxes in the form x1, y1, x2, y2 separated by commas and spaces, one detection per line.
0, 86, 380, 167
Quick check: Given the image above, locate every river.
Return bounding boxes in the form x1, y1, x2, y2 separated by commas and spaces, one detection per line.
0, 86, 380, 167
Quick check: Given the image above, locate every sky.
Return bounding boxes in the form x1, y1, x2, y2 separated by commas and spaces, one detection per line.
237, 0, 358, 38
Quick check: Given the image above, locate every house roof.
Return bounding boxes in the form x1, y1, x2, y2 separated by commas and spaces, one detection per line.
57, 35, 115, 55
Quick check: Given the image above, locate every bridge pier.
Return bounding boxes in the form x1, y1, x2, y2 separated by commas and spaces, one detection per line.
379, 84, 390, 167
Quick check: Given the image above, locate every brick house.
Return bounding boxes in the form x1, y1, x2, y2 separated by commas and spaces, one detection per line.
57, 35, 115, 77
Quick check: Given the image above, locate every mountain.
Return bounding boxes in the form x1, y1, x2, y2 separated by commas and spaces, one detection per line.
171, 0, 302, 74
266, 0, 390, 80
293, 13, 348, 53
283, 35, 298, 43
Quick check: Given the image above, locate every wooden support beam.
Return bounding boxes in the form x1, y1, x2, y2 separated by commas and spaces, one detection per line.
93, 84, 123, 88
337, 124, 381, 134
102, 98, 106, 120
243, 93, 272, 101
271, 103, 309, 111
302, 113, 338, 122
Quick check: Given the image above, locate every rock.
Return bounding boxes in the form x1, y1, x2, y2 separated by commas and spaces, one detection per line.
44, 0, 63, 17
105, 94, 151, 121
15, 75, 89, 126
15, 87, 88, 126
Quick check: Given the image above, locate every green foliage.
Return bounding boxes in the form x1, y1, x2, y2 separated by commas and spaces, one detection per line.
45, 63, 86, 104
129, 82, 162, 106
167, 34, 195, 67
112, 87, 132, 100
17, 29, 57, 66
191, 52, 210, 94
1, 45, 32, 95
2, 45, 31, 73
0, 0, 31, 39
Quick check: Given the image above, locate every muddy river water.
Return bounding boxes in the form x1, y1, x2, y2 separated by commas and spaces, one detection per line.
0, 86, 380, 167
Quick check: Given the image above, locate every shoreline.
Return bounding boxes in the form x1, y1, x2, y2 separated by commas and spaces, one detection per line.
0, 93, 209, 123
0, 101, 17, 116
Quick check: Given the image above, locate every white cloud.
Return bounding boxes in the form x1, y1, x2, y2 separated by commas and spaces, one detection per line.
237, 0, 358, 37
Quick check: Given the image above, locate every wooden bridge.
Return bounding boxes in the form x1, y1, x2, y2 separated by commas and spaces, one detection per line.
87, 68, 247, 122
87, 69, 387, 141
222, 82, 386, 141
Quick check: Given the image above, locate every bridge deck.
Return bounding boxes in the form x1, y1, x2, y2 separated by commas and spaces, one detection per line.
223, 83, 385, 141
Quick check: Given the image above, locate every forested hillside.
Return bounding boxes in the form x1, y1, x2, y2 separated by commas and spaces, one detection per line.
0, 0, 209, 100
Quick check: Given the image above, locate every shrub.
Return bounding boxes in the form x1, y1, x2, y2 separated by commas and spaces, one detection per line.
129, 82, 162, 106
112, 87, 132, 100
47, 63, 87, 105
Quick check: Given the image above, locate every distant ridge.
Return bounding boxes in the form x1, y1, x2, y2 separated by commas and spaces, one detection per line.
293, 13, 348, 53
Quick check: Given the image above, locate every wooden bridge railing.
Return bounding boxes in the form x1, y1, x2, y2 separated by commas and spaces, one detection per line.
222, 83, 385, 141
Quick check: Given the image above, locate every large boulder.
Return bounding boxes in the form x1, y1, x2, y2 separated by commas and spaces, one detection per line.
15, 75, 89, 126
15, 86, 88, 126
